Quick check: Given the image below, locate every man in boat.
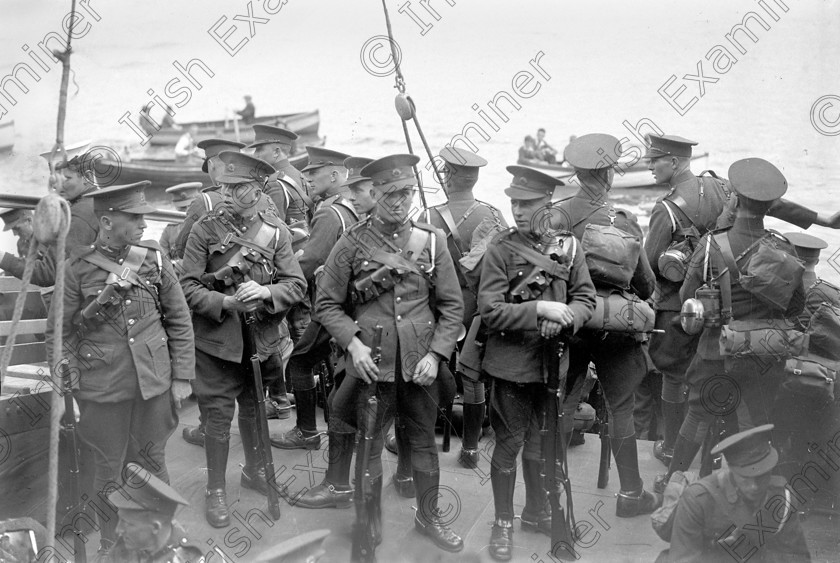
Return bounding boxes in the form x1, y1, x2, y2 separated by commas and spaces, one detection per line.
0, 208, 34, 258
159, 182, 202, 266
270, 146, 357, 452
644, 134, 840, 471
518, 135, 537, 161
0, 148, 100, 287
47, 181, 195, 556
551, 133, 662, 518
535, 128, 558, 164
108, 463, 204, 563
316, 153, 465, 553
478, 164, 596, 561
174, 125, 201, 163
236, 95, 256, 125
179, 152, 306, 528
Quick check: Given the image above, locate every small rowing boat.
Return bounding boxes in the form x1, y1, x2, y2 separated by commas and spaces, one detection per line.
147, 110, 320, 146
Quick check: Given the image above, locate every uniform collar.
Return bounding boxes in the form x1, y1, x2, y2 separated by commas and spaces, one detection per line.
370, 214, 409, 238
446, 191, 475, 204
95, 240, 129, 260
732, 215, 765, 233
669, 169, 696, 188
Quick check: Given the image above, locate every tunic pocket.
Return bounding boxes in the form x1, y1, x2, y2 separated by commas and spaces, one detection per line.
146, 333, 173, 380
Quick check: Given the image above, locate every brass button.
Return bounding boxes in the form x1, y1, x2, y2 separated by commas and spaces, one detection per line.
125, 300, 131, 305
396, 315, 402, 321
395, 297, 401, 303
118, 259, 124, 264
128, 319, 135, 325
129, 338, 135, 343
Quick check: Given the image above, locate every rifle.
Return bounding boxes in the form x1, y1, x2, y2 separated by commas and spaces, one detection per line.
243, 312, 282, 520
543, 336, 577, 561
351, 325, 383, 563
595, 378, 611, 490
57, 361, 86, 563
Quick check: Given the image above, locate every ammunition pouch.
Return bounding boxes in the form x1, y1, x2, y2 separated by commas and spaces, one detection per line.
584, 289, 655, 334
351, 265, 399, 305
719, 319, 805, 360
783, 352, 837, 403
508, 266, 551, 303
200, 265, 246, 289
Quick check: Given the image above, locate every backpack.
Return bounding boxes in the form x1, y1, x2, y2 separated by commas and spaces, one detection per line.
579, 207, 640, 289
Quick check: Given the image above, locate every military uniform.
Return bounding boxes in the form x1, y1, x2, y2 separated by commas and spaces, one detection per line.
109, 463, 204, 563
478, 164, 596, 560
160, 182, 202, 263
179, 152, 307, 528
0, 208, 33, 258
665, 425, 810, 563
551, 134, 660, 518
46, 181, 195, 549
316, 154, 465, 553
660, 158, 806, 493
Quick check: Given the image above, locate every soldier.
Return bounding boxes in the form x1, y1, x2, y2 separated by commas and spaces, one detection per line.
664, 425, 810, 563
784, 232, 828, 291
657, 158, 806, 493
0, 148, 100, 287
248, 124, 312, 226
174, 138, 247, 447
291, 156, 374, 510
46, 181, 195, 555
479, 165, 596, 561
425, 146, 507, 469
108, 463, 204, 563
171, 138, 246, 262
316, 154, 465, 552
179, 152, 306, 528
551, 133, 660, 517
270, 146, 356, 451
644, 134, 837, 468
159, 182, 202, 264
0, 209, 33, 258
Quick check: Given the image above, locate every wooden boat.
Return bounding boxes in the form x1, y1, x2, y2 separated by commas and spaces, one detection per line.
95, 137, 323, 203
147, 110, 320, 146
518, 151, 710, 189
0, 120, 14, 154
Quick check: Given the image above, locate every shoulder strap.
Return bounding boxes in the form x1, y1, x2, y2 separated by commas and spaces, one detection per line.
662, 200, 679, 233
435, 204, 468, 255
476, 199, 503, 224
368, 228, 430, 275
81, 246, 148, 289
499, 238, 569, 280
329, 199, 358, 235
571, 203, 605, 230
202, 192, 214, 213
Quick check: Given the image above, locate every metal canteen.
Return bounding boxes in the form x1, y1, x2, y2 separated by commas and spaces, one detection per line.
681, 298, 706, 335
658, 248, 689, 282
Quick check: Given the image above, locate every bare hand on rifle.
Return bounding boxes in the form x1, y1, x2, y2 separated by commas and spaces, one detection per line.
537, 301, 575, 329
348, 336, 380, 383
171, 379, 193, 408
411, 352, 439, 387
539, 319, 566, 339
235, 280, 270, 302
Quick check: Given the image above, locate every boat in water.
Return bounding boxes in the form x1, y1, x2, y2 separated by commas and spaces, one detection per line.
518, 151, 710, 189
146, 110, 320, 146
0, 120, 14, 154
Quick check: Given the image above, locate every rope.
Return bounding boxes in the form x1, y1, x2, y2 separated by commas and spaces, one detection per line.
0, 236, 39, 387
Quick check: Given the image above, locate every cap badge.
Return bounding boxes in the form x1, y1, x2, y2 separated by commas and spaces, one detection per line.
227, 163, 235, 172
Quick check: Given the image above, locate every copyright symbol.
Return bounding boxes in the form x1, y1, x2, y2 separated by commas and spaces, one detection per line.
699, 374, 741, 417
418, 484, 461, 527
360, 35, 402, 77
83, 146, 123, 187
0, 428, 11, 465
810, 95, 840, 136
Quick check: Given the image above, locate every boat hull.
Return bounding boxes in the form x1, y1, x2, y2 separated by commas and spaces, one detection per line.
0, 120, 14, 154
147, 110, 320, 146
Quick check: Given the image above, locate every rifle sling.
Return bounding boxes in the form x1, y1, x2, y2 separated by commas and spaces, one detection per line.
500, 238, 569, 280
81, 245, 148, 290
368, 228, 429, 276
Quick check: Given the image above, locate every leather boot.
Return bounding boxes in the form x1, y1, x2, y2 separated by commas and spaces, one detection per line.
266, 369, 292, 420
611, 437, 661, 518
489, 466, 516, 561
458, 402, 485, 468
655, 399, 685, 465
413, 470, 464, 553
520, 459, 550, 536
654, 435, 702, 494
295, 431, 355, 509
393, 423, 415, 498
182, 424, 205, 447
239, 416, 270, 496
205, 436, 230, 528
270, 387, 321, 449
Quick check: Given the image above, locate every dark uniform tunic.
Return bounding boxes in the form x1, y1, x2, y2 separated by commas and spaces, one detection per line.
179, 204, 306, 438
171, 188, 223, 261
110, 522, 205, 563
263, 161, 312, 225
478, 228, 595, 465
678, 217, 805, 445
47, 240, 195, 490
666, 470, 810, 563
552, 192, 656, 439
316, 218, 463, 476
159, 223, 182, 260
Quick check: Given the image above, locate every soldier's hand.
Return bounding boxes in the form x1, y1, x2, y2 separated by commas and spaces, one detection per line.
235, 280, 270, 302
222, 295, 261, 312
537, 301, 575, 328
171, 379, 193, 408
348, 337, 379, 383
816, 210, 840, 229
412, 353, 439, 387
539, 319, 565, 339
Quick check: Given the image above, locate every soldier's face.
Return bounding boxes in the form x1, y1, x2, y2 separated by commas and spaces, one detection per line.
12, 218, 33, 240
60, 168, 94, 200
444, 166, 479, 194
730, 471, 773, 503
116, 509, 160, 551
511, 197, 551, 236
375, 187, 415, 224
103, 211, 147, 246
348, 181, 377, 215
648, 156, 676, 185
252, 143, 284, 164
304, 166, 344, 197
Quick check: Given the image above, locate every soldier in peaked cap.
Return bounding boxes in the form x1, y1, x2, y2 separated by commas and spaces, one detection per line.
0, 208, 33, 258
159, 182, 202, 263
249, 124, 312, 226
343, 156, 377, 217
550, 133, 661, 518
784, 232, 828, 291
171, 138, 246, 264
179, 151, 306, 529
316, 154, 465, 553
665, 425, 810, 563
45, 181, 195, 556
109, 463, 204, 563
659, 158, 807, 496
478, 165, 596, 560
269, 146, 358, 451
644, 134, 837, 470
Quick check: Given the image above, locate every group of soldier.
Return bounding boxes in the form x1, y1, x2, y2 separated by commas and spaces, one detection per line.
1, 123, 839, 562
